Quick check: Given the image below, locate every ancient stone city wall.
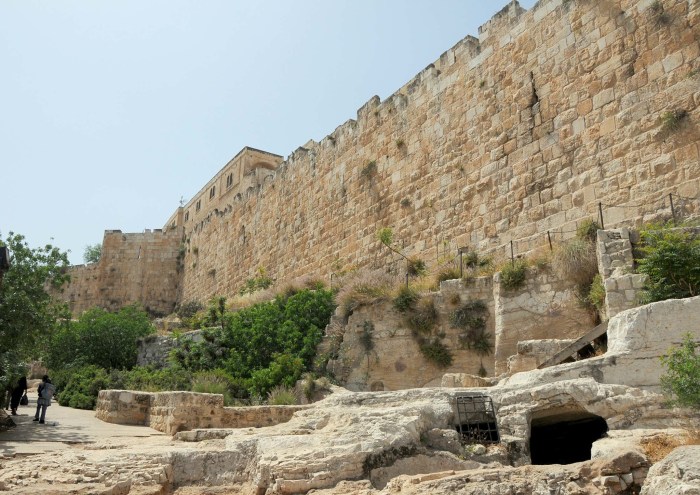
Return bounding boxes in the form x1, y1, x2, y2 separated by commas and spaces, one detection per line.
59, 228, 182, 316
61, 0, 700, 314
178, 0, 700, 305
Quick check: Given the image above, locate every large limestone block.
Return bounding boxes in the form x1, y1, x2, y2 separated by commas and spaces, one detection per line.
641, 445, 700, 494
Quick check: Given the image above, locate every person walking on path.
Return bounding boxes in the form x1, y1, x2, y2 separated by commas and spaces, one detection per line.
9, 376, 27, 415
33, 375, 55, 424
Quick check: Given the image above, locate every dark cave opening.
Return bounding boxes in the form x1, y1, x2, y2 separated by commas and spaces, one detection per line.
529, 411, 608, 465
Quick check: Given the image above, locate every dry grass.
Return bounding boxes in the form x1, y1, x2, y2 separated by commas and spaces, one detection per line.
552, 238, 598, 286
335, 269, 397, 318
227, 288, 277, 311
225, 275, 327, 311
641, 429, 700, 463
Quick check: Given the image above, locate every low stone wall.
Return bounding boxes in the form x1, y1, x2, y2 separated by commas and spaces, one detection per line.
96, 390, 152, 426
96, 390, 307, 435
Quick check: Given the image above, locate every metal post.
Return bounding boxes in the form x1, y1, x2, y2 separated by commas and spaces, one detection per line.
547, 231, 553, 251
598, 202, 605, 230
405, 272, 409, 288
330, 273, 335, 290
669, 193, 676, 223
510, 240, 515, 265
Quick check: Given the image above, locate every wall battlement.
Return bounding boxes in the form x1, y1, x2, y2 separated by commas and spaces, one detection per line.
58, 0, 700, 314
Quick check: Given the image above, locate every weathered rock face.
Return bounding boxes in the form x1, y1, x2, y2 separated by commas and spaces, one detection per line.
641, 445, 700, 495
501, 295, 700, 392
327, 265, 591, 391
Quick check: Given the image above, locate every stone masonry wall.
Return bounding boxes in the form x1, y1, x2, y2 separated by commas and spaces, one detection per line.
174, 0, 700, 305
56, 228, 182, 316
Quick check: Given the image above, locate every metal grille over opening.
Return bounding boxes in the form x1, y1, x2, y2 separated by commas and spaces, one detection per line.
454, 394, 499, 444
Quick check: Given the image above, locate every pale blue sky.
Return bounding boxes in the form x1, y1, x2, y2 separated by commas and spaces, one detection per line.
1, 0, 536, 264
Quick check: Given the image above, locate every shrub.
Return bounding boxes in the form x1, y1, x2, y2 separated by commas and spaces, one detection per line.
247, 353, 305, 397
407, 257, 427, 277
576, 219, 600, 243
191, 369, 233, 395
361, 160, 377, 179
419, 339, 453, 368
56, 365, 110, 410
176, 301, 204, 319
450, 300, 487, 331
359, 321, 375, 353
552, 238, 598, 286
239, 267, 273, 295
660, 334, 700, 409
500, 259, 528, 291
637, 227, 700, 303
124, 365, 193, 392
660, 109, 688, 132
393, 286, 419, 312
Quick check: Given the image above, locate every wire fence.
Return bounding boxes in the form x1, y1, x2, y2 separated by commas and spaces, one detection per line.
376, 189, 699, 279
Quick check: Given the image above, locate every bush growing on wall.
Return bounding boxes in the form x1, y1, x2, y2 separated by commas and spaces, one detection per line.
637, 226, 700, 303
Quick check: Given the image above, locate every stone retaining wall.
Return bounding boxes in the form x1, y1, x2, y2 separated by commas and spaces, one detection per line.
96, 390, 307, 435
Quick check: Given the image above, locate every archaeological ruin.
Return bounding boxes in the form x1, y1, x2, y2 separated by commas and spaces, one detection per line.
7, 0, 698, 493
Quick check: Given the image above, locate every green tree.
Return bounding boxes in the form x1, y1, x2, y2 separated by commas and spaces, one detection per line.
47, 304, 154, 371
83, 243, 102, 264
660, 334, 700, 409
0, 232, 70, 390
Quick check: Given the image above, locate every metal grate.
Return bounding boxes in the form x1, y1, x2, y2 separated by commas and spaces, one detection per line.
454, 394, 499, 444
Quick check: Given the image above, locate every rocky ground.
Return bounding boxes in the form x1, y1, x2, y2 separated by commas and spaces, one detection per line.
0, 383, 698, 495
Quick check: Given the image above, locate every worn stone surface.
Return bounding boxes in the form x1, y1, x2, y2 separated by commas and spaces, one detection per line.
501, 295, 700, 392
641, 445, 700, 494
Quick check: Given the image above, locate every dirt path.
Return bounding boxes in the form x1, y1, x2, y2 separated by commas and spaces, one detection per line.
0, 390, 166, 456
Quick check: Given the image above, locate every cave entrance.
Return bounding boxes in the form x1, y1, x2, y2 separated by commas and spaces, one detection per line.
529, 409, 608, 465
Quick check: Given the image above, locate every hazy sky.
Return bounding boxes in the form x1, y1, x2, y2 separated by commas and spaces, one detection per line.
1, 0, 537, 265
